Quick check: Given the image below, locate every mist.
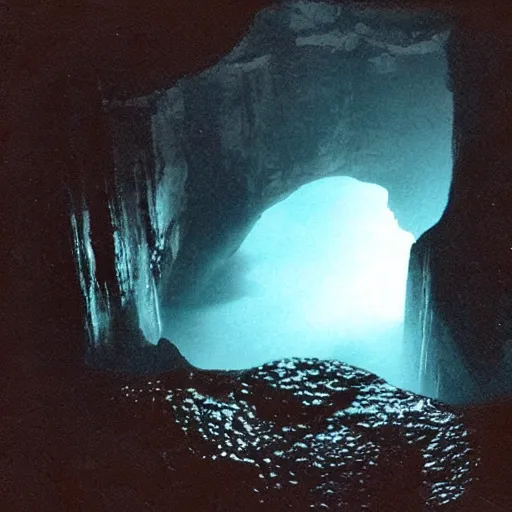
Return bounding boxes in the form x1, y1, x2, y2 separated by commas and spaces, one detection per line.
162, 176, 417, 390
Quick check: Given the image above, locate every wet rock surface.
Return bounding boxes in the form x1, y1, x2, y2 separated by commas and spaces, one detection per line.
105, 352, 478, 510
5, 344, 512, 511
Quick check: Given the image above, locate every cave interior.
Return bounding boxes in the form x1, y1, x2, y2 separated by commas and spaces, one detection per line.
2, 0, 512, 510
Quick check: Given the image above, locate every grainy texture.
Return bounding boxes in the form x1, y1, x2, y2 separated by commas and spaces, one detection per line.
112, 357, 478, 510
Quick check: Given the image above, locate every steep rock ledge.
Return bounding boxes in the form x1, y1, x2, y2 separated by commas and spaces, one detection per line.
404, 18, 512, 402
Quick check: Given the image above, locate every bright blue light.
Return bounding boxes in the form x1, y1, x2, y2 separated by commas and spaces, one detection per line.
243, 177, 414, 333
163, 176, 415, 388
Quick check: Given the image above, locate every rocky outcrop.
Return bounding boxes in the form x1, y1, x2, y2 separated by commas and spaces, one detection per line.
111, 356, 477, 510
12, 352, 479, 511
404, 17, 512, 402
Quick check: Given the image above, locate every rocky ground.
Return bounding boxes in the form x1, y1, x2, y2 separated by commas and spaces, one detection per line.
4, 340, 500, 511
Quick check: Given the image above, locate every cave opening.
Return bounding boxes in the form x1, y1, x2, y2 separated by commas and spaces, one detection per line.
162, 173, 449, 392
162, 177, 413, 385
70, 3, 455, 395
153, 6, 454, 393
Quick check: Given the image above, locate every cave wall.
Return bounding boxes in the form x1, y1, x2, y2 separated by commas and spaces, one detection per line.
0, 74, 120, 427
0, 0, 273, 384
68, 90, 191, 366
404, 16, 512, 403
130, 3, 453, 306
68, 2, 454, 359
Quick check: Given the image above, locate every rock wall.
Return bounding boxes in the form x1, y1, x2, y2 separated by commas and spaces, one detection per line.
404, 16, 512, 402
70, 2, 454, 361
138, 3, 454, 306
69, 90, 190, 366
0, 0, 273, 376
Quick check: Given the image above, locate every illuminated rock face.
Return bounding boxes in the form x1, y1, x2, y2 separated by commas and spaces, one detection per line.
153, 5, 452, 306
109, 354, 478, 510
71, 3, 453, 366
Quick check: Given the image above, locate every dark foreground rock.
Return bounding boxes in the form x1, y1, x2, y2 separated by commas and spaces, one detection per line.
4, 348, 510, 511
80, 356, 481, 510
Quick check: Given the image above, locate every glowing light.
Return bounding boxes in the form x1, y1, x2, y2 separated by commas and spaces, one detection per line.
164, 176, 416, 387
243, 177, 415, 335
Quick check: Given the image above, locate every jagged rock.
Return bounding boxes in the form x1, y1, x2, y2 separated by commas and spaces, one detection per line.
289, 2, 339, 32
295, 30, 361, 52
144, 5, 452, 306
105, 356, 478, 510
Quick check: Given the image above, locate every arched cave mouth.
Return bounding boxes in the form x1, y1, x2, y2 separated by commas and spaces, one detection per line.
162, 177, 414, 383
154, 6, 453, 392
76, 3, 454, 395
162, 174, 448, 391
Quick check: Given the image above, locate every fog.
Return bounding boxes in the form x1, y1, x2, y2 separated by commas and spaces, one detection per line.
162, 176, 417, 389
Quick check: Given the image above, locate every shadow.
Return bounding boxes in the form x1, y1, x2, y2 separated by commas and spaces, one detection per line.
172, 251, 259, 310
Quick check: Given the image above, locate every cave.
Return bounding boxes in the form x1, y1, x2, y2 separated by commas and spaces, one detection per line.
162, 176, 419, 389
146, 5, 454, 393
2, 0, 512, 510
74, 3, 454, 392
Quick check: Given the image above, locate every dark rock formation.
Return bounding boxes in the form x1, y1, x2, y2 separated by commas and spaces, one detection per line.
404, 16, 512, 402
0, 4, 274, 507
8, 353, 480, 511
0, 0, 274, 388
89, 335, 194, 375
